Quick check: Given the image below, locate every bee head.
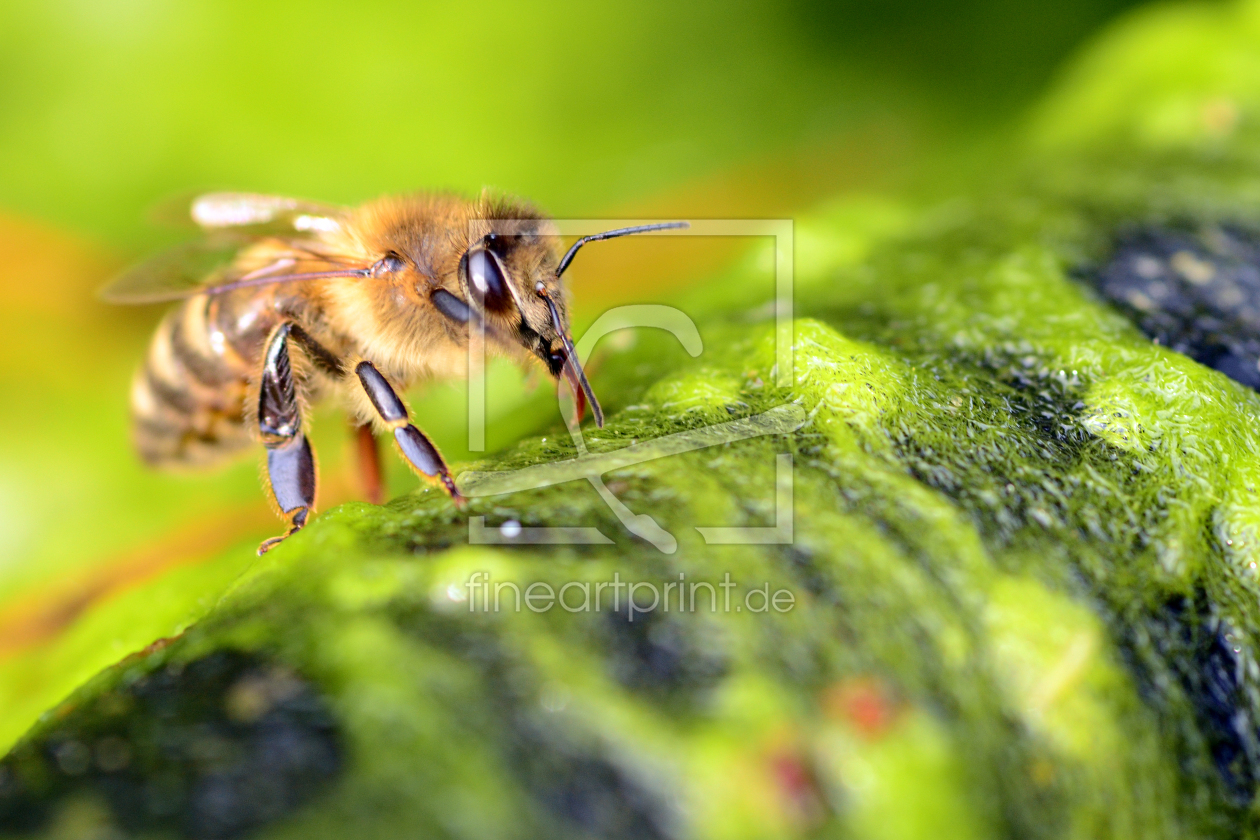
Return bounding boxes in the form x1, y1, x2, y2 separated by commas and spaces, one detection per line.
450, 225, 605, 426
364, 196, 686, 428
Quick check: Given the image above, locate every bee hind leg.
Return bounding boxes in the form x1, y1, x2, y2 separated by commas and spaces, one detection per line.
354, 361, 463, 505
353, 422, 385, 505
257, 323, 318, 554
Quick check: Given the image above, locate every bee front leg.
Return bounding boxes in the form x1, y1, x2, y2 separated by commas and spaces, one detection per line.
257, 323, 318, 554
354, 361, 463, 505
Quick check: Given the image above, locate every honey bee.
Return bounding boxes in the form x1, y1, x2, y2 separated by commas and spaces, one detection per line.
102, 191, 686, 553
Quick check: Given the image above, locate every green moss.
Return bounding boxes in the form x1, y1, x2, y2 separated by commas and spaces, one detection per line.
14, 2, 1260, 838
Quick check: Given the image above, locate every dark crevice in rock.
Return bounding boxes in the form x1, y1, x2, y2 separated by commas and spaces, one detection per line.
889, 349, 1103, 546
511, 721, 675, 840
1127, 592, 1260, 808
957, 346, 1095, 460
994, 359, 1091, 454
388, 606, 677, 840
776, 542, 830, 598
1082, 223, 1260, 390
0, 650, 342, 840
601, 603, 727, 699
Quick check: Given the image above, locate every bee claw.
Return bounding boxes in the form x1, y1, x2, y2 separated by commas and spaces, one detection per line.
441, 474, 466, 508
256, 506, 310, 555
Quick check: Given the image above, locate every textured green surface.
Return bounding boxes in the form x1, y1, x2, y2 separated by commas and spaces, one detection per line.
10, 2, 1260, 838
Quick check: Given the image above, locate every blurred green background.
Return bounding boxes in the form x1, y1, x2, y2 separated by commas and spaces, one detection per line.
0, 0, 1141, 243
0, 0, 1146, 657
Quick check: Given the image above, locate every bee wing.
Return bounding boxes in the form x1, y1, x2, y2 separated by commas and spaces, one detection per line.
101, 191, 357, 304
99, 233, 365, 304
99, 235, 255, 304
189, 192, 348, 234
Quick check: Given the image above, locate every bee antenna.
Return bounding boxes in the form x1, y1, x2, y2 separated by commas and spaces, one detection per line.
555, 221, 689, 278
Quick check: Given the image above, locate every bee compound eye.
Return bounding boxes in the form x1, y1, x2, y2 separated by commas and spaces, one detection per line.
484, 231, 517, 256
465, 247, 513, 313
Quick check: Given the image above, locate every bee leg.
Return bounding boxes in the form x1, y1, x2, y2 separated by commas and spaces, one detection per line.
353, 421, 385, 505
354, 361, 464, 505
257, 323, 317, 554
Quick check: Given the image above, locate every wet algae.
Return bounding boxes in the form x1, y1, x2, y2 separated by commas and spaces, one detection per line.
10, 1, 1260, 837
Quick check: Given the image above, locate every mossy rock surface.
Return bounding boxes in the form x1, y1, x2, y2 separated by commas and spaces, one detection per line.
11, 3, 1260, 839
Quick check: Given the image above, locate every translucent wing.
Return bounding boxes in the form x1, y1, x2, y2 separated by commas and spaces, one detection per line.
99, 234, 254, 304
189, 192, 347, 235
100, 192, 359, 304
99, 233, 367, 304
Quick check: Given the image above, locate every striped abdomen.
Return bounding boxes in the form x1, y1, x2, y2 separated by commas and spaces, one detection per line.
130, 290, 276, 467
